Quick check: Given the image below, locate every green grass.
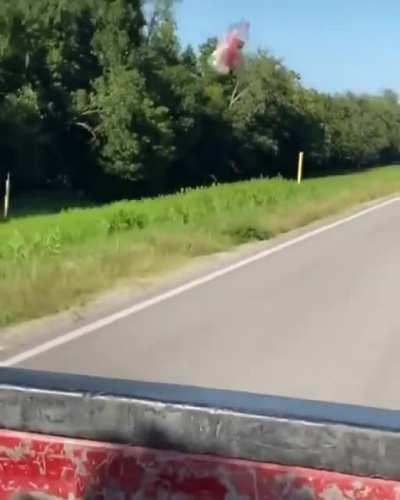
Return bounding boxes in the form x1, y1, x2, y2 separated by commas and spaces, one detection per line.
1, 165, 400, 328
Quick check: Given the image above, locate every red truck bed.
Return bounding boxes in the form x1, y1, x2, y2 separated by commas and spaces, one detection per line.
1, 368, 399, 499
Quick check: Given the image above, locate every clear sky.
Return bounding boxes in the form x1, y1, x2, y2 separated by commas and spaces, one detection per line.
175, 0, 400, 94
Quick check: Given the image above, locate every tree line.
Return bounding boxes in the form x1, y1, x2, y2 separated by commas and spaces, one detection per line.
1, 0, 400, 201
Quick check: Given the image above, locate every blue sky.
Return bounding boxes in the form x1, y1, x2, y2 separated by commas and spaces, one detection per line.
175, 0, 400, 94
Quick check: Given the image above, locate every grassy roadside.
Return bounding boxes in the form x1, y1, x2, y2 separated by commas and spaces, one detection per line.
1, 166, 400, 328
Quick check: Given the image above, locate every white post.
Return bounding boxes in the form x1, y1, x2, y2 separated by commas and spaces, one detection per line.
4, 173, 10, 219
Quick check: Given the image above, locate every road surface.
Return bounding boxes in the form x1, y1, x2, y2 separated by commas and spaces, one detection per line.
4, 198, 400, 408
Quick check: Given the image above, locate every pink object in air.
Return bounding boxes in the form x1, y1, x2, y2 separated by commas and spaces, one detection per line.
209, 21, 250, 74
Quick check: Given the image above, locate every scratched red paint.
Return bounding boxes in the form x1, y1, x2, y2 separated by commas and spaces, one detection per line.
0, 429, 399, 499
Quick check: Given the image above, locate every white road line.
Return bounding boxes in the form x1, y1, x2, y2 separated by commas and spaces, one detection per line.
1, 196, 399, 367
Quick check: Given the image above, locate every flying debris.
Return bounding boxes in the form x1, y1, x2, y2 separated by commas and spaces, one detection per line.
209, 21, 250, 74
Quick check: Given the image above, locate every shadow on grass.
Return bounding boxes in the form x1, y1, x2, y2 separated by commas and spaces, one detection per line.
9, 190, 94, 219
306, 162, 399, 180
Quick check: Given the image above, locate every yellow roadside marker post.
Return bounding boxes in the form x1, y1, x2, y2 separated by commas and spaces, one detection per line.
297, 152, 304, 184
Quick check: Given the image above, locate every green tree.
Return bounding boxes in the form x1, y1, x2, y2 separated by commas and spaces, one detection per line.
89, 67, 173, 189
230, 51, 301, 177
1, 0, 400, 200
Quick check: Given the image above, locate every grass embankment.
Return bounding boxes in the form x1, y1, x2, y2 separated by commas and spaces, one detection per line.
1, 166, 400, 328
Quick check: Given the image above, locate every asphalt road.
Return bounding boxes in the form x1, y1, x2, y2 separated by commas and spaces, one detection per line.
9, 199, 400, 408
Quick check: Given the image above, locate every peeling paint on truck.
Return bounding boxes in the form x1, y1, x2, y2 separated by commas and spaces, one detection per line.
1, 430, 399, 500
